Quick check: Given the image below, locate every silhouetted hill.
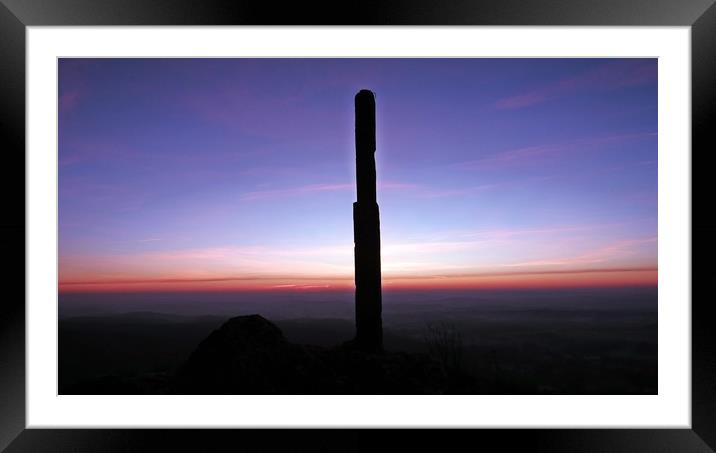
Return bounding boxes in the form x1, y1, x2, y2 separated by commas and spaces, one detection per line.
174, 315, 452, 394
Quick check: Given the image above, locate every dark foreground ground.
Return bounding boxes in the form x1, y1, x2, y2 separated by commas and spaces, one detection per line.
59, 287, 657, 394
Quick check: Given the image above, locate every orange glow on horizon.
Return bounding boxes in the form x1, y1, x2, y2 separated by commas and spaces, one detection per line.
58, 267, 657, 293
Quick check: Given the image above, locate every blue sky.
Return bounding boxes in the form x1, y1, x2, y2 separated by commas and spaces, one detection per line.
58, 58, 657, 292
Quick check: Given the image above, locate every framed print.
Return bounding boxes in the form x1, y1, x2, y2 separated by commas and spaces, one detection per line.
2, 0, 715, 451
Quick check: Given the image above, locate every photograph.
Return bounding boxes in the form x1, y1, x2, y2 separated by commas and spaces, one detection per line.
57, 57, 659, 396
3, 0, 712, 447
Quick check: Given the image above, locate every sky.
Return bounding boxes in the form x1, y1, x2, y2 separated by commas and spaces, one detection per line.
58, 58, 658, 293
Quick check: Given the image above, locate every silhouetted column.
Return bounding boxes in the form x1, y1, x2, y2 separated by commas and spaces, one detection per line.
353, 89, 383, 352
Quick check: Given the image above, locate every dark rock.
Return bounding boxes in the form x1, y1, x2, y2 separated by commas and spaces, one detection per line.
173, 314, 451, 394
174, 315, 333, 394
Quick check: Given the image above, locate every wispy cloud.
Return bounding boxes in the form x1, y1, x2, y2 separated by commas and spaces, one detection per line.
457, 224, 614, 240
411, 184, 500, 199
454, 132, 656, 170
59, 60, 90, 116
240, 180, 506, 201
496, 92, 548, 110
240, 183, 353, 201
184, 83, 341, 143
59, 225, 657, 291
59, 266, 657, 291
383, 240, 487, 256
239, 181, 436, 201
500, 237, 657, 269
495, 60, 657, 110
59, 90, 82, 114
59, 140, 146, 168
60, 274, 352, 287
383, 266, 657, 280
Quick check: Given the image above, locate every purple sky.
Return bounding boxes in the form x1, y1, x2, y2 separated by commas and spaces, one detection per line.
58, 58, 657, 292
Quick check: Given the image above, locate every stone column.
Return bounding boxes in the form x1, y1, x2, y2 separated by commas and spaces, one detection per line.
353, 89, 383, 352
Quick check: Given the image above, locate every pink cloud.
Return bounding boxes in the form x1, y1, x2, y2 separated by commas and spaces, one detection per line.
59, 61, 89, 115
240, 183, 352, 201
59, 139, 146, 167
495, 92, 549, 110
240, 181, 419, 201
495, 60, 657, 110
59, 90, 81, 114
239, 180, 502, 201
183, 83, 341, 142
500, 237, 657, 269
413, 183, 499, 199
59, 224, 657, 291
458, 224, 619, 240
455, 132, 657, 169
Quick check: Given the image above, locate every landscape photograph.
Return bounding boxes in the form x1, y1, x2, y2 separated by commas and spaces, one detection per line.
58, 58, 658, 395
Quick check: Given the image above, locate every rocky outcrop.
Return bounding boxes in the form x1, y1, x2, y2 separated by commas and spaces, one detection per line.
174, 314, 447, 394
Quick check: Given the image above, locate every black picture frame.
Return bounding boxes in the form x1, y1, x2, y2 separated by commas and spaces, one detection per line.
1, 1, 713, 451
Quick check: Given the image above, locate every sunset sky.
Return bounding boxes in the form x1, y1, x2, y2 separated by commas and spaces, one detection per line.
58, 58, 657, 293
